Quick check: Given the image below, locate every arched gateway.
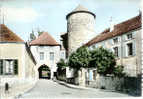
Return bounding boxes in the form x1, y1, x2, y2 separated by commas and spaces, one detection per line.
38, 64, 51, 79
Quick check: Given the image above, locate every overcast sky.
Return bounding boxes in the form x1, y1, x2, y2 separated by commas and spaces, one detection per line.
0, 0, 141, 43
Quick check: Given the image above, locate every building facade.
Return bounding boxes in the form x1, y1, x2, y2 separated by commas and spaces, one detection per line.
86, 14, 142, 78
0, 24, 36, 86
61, 5, 142, 86
30, 32, 61, 79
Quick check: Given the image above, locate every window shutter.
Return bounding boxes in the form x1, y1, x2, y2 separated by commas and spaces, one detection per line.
14, 60, 18, 75
123, 35, 126, 41
133, 41, 136, 56
132, 32, 136, 39
0, 60, 3, 75
109, 39, 113, 45
89, 70, 93, 81
123, 44, 127, 57
118, 37, 121, 42
118, 46, 121, 58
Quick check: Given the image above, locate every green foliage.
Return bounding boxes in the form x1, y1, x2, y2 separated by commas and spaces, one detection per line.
68, 46, 91, 70
30, 30, 36, 41
68, 46, 125, 77
57, 59, 68, 70
37, 29, 44, 36
89, 47, 116, 75
114, 65, 126, 77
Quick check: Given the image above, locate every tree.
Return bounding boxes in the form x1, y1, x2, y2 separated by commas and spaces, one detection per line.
56, 59, 68, 79
89, 47, 116, 75
37, 28, 44, 36
68, 46, 91, 70
57, 59, 68, 70
114, 65, 126, 77
30, 30, 36, 41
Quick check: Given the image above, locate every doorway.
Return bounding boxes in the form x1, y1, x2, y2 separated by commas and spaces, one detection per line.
38, 64, 51, 79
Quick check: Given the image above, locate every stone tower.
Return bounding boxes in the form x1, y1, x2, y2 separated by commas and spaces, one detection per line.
66, 5, 96, 54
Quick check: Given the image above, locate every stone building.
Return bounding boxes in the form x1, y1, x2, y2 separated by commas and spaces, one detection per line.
0, 24, 36, 95
85, 13, 142, 78
61, 5, 142, 87
30, 32, 61, 79
61, 5, 96, 55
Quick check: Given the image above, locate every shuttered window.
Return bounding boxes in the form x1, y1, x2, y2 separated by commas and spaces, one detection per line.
0, 60, 3, 75
0, 59, 18, 75
127, 43, 133, 56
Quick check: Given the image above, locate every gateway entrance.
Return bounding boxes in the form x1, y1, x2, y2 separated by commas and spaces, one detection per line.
38, 64, 51, 79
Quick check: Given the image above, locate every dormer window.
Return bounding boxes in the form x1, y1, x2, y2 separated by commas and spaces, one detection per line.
127, 33, 132, 39
113, 38, 118, 44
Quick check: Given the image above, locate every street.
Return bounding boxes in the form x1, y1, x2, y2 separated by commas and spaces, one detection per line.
19, 79, 132, 98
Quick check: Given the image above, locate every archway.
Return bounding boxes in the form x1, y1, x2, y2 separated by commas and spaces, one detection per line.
38, 64, 51, 79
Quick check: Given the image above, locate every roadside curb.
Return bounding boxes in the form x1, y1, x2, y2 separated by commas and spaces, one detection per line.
55, 80, 93, 90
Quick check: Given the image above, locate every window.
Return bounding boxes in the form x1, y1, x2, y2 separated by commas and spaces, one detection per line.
113, 47, 118, 57
40, 52, 44, 60
93, 70, 96, 80
127, 43, 133, 56
39, 46, 44, 49
61, 52, 65, 59
127, 33, 132, 39
50, 52, 54, 61
0, 59, 18, 75
113, 38, 118, 44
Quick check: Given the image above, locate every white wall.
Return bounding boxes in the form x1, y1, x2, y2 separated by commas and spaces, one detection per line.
30, 45, 61, 78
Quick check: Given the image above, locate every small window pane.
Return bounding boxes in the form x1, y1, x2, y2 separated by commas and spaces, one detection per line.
113, 38, 118, 44
50, 52, 54, 61
127, 33, 132, 39
40, 52, 44, 60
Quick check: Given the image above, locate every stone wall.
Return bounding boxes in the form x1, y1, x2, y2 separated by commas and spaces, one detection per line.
87, 75, 141, 95
67, 12, 96, 54
89, 76, 124, 90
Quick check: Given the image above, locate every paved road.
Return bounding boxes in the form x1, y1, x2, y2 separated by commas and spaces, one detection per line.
19, 79, 132, 98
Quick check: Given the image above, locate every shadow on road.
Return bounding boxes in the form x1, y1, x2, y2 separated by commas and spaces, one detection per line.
55, 80, 84, 90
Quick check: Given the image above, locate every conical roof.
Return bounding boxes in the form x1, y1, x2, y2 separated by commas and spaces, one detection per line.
66, 5, 96, 19
0, 24, 24, 43
30, 32, 60, 46
72, 4, 89, 12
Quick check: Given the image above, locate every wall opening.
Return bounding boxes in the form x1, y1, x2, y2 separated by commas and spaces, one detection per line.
38, 64, 51, 79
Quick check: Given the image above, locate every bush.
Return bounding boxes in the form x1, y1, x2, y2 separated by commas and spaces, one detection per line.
68, 46, 91, 70
114, 65, 126, 77
89, 47, 116, 76
57, 59, 68, 69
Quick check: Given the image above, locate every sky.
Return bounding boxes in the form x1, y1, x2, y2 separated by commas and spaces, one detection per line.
0, 0, 141, 43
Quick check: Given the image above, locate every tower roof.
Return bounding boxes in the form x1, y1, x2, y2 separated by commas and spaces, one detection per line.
72, 5, 89, 12
0, 24, 24, 43
66, 5, 96, 19
30, 32, 60, 46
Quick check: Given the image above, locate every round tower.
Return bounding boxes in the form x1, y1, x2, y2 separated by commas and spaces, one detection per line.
66, 5, 96, 54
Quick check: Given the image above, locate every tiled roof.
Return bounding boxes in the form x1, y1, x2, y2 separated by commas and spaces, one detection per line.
0, 24, 24, 43
66, 5, 96, 19
30, 32, 60, 46
85, 14, 142, 46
